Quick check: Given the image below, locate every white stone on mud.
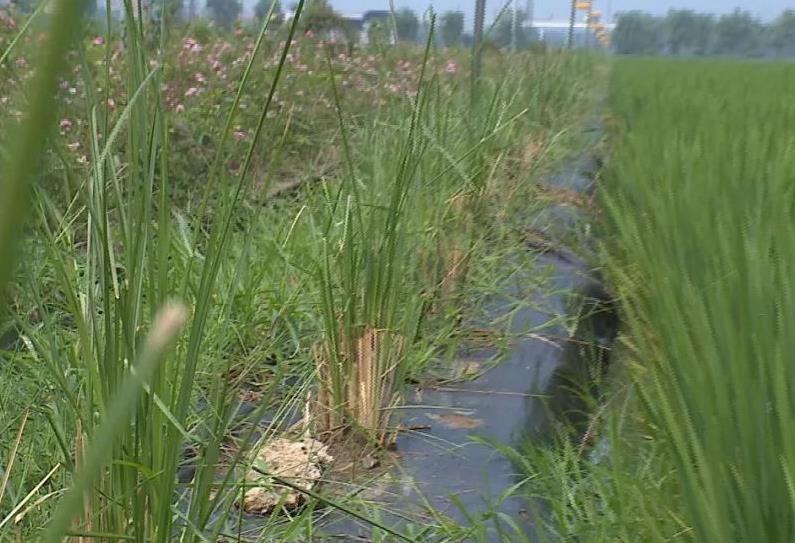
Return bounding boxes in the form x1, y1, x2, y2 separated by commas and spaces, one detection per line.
241, 437, 332, 515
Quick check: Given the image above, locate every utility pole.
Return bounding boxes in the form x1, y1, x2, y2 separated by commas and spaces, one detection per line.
472, 0, 486, 83
526, 0, 534, 42
567, 0, 577, 49
511, 0, 517, 51
586, 2, 593, 49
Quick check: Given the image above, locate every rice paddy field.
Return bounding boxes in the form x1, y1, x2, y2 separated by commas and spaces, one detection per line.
1, 2, 794, 542
524, 59, 795, 542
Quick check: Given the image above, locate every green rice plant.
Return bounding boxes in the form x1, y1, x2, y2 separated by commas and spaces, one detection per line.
597, 58, 795, 542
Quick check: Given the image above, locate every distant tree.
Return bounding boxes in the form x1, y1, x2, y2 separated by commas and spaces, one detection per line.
206, 0, 241, 29
440, 10, 464, 47
342, 25, 361, 55
613, 11, 662, 54
689, 13, 715, 55
712, 9, 762, 57
301, 0, 344, 33
417, 17, 432, 46
9, 0, 35, 13
255, 0, 282, 24
663, 10, 714, 55
394, 7, 419, 42
152, 0, 184, 24
367, 19, 391, 49
768, 9, 795, 56
490, 8, 532, 48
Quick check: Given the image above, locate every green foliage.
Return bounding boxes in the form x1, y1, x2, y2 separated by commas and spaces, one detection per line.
489, 8, 534, 49
663, 10, 714, 55
614, 7, 782, 57
300, 0, 344, 33
712, 9, 762, 56
612, 11, 661, 55
770, 10, 795, 56
206, 0, 241, 29
366, 19, 391, 49
255, 0, 282, 24
394, 7, 419, 42
152, 0, 185, 24
9, 0, 35, 14
440, 10, 464, 48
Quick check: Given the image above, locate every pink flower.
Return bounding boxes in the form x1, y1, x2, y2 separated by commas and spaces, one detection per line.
233, 128, 248, 140
195, 72, 206, 84
15, 57, 27, 68
210, 59, 222, 72
0, 12, 17, 30
175, 104, 185, 113
445, 60, 457, 74
304, 30, 315, 38
59, 118, 72, 131
67, 142, 81, 151
245, 41, 254, 51
182, 38, 202, 54
234, 27, 244, 37
107, 98, 116, 108
93, 36, 105, 46
184, 87, 199, 98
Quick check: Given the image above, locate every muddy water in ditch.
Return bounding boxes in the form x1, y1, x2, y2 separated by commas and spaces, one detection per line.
196, 124, 618, 541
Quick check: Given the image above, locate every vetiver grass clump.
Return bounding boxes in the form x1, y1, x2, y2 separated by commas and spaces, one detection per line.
0, 1, 596, 539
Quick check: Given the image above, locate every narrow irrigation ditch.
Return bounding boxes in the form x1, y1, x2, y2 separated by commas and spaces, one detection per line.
175, 119, 619, 541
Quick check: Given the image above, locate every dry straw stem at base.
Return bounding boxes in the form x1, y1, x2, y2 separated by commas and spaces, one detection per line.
313, 326, 405, 445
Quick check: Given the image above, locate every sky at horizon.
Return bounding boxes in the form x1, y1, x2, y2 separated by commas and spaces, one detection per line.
240, 0, 787, 24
